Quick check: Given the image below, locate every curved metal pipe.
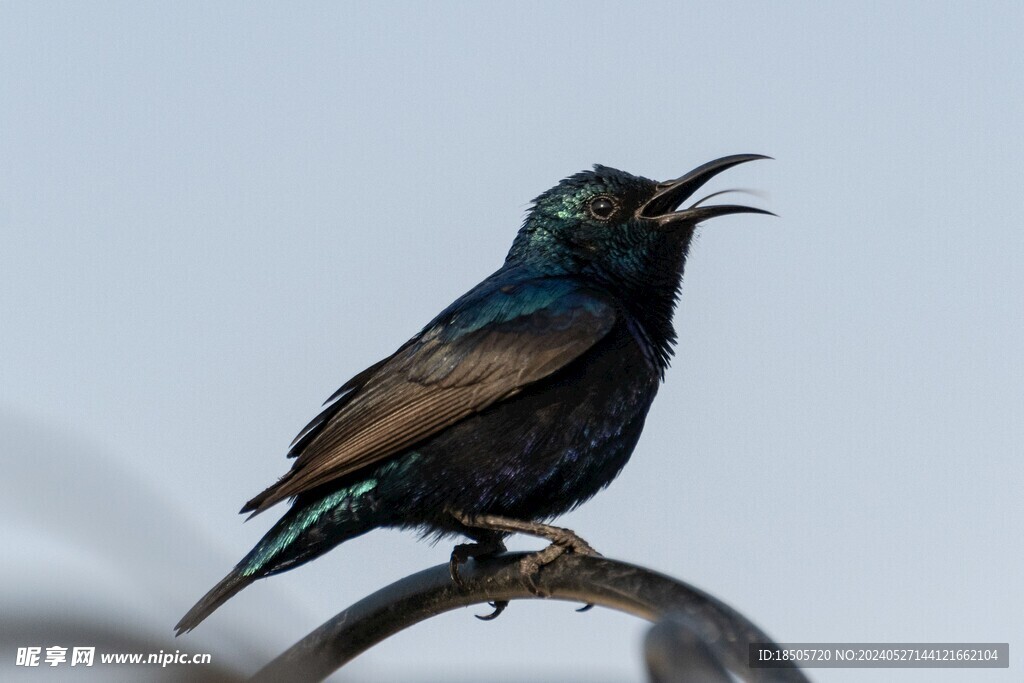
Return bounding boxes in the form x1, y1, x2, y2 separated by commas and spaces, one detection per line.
251, 552, 807, 682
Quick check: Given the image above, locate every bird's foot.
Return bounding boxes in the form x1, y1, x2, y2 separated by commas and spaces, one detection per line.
517, 528, 601, 596
447, 531, 509, 621
448, 538, 507, 588
449, 510, 601, 598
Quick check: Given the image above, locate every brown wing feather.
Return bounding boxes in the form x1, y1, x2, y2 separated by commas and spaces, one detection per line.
242, 293, 615, 516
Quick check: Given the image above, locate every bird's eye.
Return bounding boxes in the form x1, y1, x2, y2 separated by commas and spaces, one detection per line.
587, 196, 617, 220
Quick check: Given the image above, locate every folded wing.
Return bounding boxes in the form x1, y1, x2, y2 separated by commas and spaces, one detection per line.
242, 279, 617, 516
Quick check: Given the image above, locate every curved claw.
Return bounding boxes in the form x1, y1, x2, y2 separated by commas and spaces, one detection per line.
576, 603, 594, 613
475, 600, 508, 621
448, 537, 507, 589
449, 560, 464, 588
449, 544, 472, 588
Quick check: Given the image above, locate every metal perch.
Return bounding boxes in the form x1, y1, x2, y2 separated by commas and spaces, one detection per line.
251, 552, 808, 682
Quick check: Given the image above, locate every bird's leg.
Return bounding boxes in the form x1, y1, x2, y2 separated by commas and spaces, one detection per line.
452, 511, 600, 558
449, 510, 601, 596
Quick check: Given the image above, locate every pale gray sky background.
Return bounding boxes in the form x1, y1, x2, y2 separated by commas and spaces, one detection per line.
2, 2, 1021, 681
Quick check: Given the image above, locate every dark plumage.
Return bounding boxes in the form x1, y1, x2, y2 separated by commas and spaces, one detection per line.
175, 155, 771, 635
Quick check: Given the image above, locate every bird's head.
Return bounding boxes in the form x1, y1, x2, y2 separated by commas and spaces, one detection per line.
507, 155, 772, 292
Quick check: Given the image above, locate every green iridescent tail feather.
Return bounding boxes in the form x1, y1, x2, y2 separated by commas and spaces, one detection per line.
175, 482, 380, 635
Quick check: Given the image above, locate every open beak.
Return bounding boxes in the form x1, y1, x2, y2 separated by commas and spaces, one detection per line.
638, 154, 774, 227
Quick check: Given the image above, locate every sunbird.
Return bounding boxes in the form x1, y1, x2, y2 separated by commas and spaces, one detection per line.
176, 155, 771, 634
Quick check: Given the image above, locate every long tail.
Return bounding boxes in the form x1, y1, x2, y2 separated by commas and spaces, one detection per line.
174, 570, 253, 636
175, 481, 382, 635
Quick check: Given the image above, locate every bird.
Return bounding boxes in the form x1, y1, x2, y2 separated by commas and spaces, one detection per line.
175, 154, 771, 635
